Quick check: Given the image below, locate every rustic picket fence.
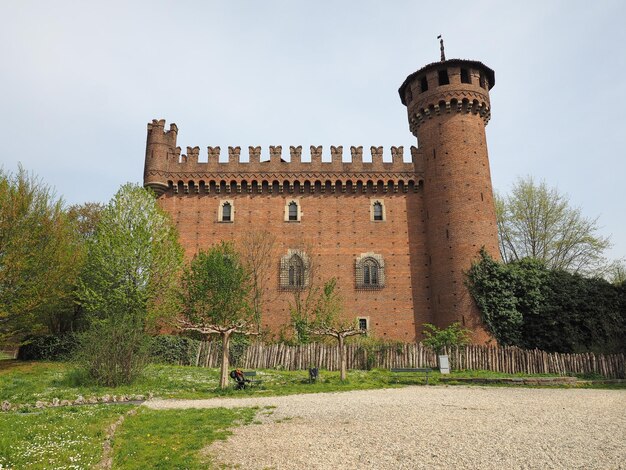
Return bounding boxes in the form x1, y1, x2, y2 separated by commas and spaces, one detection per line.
191, 341, 625, 379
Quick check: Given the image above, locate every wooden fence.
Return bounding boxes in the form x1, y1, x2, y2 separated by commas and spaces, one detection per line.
192, 342, 625, 379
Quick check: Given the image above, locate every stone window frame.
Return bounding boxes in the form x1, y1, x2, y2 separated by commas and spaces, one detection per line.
279, 249, 310, 290
284, 198, 302, 222
357, 317, 369, 332
355, 252, 385, 289
370, 199, 386, 222
218, 199, 234, 223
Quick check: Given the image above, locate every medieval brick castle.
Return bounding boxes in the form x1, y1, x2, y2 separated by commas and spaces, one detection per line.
143, 52, 500, 343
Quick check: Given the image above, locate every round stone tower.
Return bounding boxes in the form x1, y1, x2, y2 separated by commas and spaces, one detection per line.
399, 53, 500, 343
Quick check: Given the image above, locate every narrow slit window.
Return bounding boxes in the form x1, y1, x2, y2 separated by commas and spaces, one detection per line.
479, 72, 487, 89
461, 68, 471, 84
438, 70, 450, 86
420, 76, 428, 92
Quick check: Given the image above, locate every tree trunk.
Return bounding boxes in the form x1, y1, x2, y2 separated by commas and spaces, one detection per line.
219, 331, 231, 389
338, 334, 347, 381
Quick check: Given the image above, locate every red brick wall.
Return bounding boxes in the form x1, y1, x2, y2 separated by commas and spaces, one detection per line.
158, 188, 432, 342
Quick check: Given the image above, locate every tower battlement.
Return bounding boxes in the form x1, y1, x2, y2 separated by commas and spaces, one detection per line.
144, 120, 424, 195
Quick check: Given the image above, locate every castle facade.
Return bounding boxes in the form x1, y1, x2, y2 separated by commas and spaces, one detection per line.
143, 55, 500, 342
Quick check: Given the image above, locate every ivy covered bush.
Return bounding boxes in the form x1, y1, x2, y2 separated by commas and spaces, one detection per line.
467, 249, 626, 353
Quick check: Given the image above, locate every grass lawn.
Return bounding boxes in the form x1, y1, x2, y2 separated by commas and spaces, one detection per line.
0, 404, 257, 469
0, 404, 131, 469
0, 360, 622, 468
112, 407, 258, 469
1, 360, 621, 407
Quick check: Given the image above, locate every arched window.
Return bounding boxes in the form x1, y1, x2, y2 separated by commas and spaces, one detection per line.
370, 199, 385, 222
280, 250, 309, 289
218, 200, 234, 222
289, 202, 298, 221
284, 199, 301, 222
222, 202, 232, 221
363, 259, 379, 285
356, 253, 385, 289
373, 202, 383, 221
288, 255, 304, 287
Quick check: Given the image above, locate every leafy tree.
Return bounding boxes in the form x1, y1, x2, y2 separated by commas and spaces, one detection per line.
78, 184, 182, 385
496, 176, 611, 276
179, 242, 255, 388
0, 166, 81, 342
421, 322, 472, 354
44, 202, 106, 335
309, 278, 364, 381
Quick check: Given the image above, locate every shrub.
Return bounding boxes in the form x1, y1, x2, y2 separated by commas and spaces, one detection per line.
17, 334, 79, 361
149, 335, 200, 365
421, 323, 472, 354
75, 320, 149, 387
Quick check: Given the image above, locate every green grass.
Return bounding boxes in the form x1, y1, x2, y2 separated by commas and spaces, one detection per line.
0, 361, 402, 405
112, 407, 258, 469
1, 360, 622, 408
0, 404, 131, 469
0, 361, 622, 468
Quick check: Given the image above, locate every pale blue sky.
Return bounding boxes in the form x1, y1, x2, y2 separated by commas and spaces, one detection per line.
1, 1, 624, 261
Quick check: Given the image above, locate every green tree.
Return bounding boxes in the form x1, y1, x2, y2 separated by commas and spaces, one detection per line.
44, 202, 105, 335
78, 184, 182, 385
309, 278, 364, 381
496, 176, 611, 276
421, 322, 472, 354
179, 242, 254, 389
0, 166, 81, 342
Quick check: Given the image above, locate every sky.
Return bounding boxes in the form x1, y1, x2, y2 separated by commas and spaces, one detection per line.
1, 0, 624, 262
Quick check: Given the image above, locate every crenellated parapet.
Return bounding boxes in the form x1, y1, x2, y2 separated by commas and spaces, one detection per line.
399, 58, 494, 136
143, 119, 424, 196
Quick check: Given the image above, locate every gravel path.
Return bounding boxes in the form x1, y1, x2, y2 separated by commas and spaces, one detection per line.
145, 386, 626, 469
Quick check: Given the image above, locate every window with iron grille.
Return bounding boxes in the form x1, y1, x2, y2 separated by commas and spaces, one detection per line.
280, 250, 309, 289
355, 253, 385, 289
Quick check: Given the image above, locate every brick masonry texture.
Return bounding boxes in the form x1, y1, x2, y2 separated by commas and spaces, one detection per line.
144, 57, 500, 343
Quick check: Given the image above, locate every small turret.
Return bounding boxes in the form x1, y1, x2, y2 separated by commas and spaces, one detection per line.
144, 119, 178, 196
